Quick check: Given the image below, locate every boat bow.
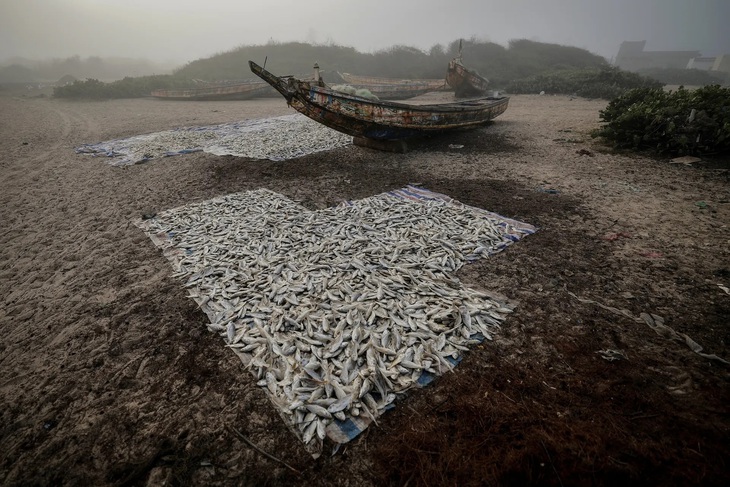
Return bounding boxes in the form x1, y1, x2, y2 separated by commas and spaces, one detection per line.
248, 61, 298, 102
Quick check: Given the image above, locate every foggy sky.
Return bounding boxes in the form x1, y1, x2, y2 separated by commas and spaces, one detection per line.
2, 0, 729, 65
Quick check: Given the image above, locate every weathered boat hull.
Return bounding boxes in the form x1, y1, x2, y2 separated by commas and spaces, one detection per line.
150, 82, 274, 101
446, 60, 490, 98
249, 61, 508, 141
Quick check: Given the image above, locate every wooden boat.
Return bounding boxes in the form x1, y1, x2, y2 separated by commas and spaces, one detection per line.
446, 41, 490, 98
249, 61, 509, 142
337, 72, 449, 99
150, 80, 274, 101
339, 72, 446, 89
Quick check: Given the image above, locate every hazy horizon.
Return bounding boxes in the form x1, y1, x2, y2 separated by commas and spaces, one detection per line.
2, 0, 729, 66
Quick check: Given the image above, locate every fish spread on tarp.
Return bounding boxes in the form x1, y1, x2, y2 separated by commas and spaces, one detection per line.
135, 185, 536, 457
75, 114, 352, 165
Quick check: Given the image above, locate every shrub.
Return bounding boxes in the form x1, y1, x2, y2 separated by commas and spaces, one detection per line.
505, 67, 663, 99
592, 85, 730, 156
53, 78, 107, 99
53, 75, 194, 99
638, 67, 729, 87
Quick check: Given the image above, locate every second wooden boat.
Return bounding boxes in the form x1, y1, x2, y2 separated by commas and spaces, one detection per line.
446, 41, 490, 98
150, 80, 274, 101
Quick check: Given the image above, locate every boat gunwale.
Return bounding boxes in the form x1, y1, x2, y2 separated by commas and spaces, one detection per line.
283, 75, 507, 113
338, 72, 447, 87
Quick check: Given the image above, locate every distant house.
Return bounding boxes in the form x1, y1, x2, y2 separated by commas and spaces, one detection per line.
684, 54, 730, 74
711, 54, 730, 73
687, 56, 717, 70
614, 41, 700, 71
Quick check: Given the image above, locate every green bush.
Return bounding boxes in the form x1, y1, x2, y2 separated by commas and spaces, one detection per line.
173, 39, 609, 86
592, 85, 730, 156
637, 67, 729, 87
53, 39, 612, 98
53, 78, 107, 99
505, 67, 663, 99
53, 75, 194, 99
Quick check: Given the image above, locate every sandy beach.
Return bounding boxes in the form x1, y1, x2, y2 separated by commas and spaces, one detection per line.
1, 91, 728, 486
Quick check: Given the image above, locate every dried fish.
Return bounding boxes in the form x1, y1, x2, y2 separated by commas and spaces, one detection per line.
136, 187, 535, 453
78, 114, 352, 166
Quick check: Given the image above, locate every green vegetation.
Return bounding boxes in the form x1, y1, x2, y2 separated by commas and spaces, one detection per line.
173, 38, 610, 87
53, 39, 615, 99
637, 67, 729, 87
592, 85, 730, 157
506, 66, 663, 99
52, 74, 195, 99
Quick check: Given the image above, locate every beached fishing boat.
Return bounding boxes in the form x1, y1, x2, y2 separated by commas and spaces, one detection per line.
339, 72, 447, 88
446, 41, 490, 98
249, 61, 508, 142
337, 72, 448, 99
150, 80, 274, 101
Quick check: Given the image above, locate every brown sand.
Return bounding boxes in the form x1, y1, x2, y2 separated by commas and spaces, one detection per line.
0, 91, 728, 486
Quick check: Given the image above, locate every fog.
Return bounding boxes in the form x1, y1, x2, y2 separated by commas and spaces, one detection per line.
2, 0, 729, 65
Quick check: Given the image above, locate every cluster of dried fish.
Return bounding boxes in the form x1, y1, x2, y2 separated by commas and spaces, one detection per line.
136, 188, 534, 455
76, 114, 351, 166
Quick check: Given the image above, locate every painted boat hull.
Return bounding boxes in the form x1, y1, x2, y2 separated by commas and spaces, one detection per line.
249, 61, 508, 141
150, 82, 274, 101
446, 60, 490, 98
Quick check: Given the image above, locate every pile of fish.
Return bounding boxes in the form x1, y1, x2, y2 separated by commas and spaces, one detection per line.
136, 187, 535, 456
76, 114, 352, 166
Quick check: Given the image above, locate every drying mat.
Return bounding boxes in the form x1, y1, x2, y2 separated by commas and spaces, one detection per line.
76, 114, 351, 166
135, 185, 536, 457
